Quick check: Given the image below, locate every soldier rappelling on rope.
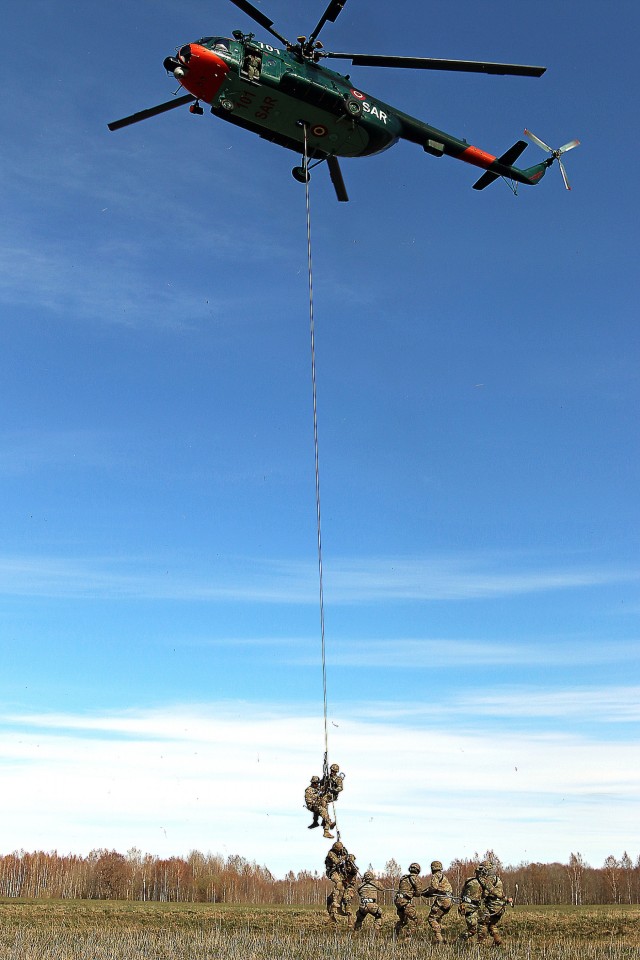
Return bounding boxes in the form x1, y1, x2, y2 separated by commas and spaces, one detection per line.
321, 762, 345, 802
305, 774, 336, 838
304, 759, 345, 838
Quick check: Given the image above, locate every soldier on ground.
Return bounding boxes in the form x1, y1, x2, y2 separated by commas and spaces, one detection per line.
477, 860, 513, 946
458, 862, 486, 944
459, 860, 512, 945
305, 775, 335, 838
353, 870, 384, 932
340, 852, 360, 921
394, 862, 423, 938
421, 860, 453, 945
325, 841, 349, 923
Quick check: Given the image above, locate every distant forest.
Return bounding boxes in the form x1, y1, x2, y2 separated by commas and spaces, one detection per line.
1, 849, 638, 905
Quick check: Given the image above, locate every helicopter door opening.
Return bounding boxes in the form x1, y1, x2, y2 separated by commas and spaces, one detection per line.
240, 46, 262, 84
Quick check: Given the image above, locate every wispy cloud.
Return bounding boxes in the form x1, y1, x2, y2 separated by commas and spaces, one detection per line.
462, 687, 640, 722
0, 701, 637, 873
318, 637, 639, 669
0, 551, 635, 603
323, 555, 638, 602
341, 684, 640, 725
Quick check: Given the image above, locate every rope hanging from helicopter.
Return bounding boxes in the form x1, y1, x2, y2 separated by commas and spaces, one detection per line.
302, 124, 339, 839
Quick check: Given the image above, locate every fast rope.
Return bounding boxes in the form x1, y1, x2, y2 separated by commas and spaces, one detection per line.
302, 125, 337, 836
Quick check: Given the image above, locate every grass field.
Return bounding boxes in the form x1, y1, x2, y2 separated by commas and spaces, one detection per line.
0, 899, 639, 959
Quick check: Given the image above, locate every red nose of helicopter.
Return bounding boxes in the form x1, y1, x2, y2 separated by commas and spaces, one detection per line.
163, 44, 229, 103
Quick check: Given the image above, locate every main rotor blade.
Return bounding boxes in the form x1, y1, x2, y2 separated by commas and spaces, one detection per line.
326, 53, 546, 77
558, 158, 571, 190
308, 0, 349, 48
108, 94, 195, 131
227, 0, 290, 46
327, 155, 349, 202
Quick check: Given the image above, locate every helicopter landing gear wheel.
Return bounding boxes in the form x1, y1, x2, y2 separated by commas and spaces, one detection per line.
345, 97, 363, 118
220, 98, 234, 112
292, 165, 310, 184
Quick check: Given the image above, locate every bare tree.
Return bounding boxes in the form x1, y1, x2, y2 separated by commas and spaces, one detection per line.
567, 852, 586, 906
604, 855, 620, 904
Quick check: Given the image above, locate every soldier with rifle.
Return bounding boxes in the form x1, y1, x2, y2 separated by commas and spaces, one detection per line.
325, 841, 348, 923
340, 851, 359, 921
477, 860, 513, 946
394, 862, 423, 938
421, 860, 454, 944
458, 860, 513, 945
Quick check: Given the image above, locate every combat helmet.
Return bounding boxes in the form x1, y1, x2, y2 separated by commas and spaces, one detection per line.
409, 862, 421, 874
431, 860, 443, 872
363, 870, 374, 881
330, 763, 340, 772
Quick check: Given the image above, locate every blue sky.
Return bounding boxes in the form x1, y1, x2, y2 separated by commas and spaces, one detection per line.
1, 0, 638, 877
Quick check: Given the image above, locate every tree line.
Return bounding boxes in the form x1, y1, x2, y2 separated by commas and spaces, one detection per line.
0, 848, 638, 905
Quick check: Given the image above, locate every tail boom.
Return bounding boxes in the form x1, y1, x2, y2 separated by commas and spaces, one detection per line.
397, 111, 548, 188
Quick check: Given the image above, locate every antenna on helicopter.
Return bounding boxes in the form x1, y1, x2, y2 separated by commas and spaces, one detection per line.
524, 130, 580, 190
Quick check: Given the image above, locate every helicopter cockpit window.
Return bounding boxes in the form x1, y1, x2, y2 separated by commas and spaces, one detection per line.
197, 37, 231, 52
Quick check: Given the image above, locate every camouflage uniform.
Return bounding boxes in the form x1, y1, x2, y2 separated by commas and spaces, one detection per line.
458, 873, 484, 942
340, 853, 359, 920
325, 842, 348, 922
394, 863, 422, 938
422, 860, 453, 944
324, 763, 345, 802
305, 776, 335, 838
460, 861, 511, 945
479, 868, 511, 946
244, 51, 261, 81
354, 872, 384, 931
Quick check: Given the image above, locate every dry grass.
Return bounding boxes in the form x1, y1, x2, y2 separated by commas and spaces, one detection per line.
0, 899, 639, 959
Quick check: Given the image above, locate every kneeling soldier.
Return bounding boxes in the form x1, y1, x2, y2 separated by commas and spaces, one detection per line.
354, 870, 384, 931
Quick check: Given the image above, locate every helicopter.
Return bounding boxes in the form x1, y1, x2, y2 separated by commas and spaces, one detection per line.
108, 0, 579, 201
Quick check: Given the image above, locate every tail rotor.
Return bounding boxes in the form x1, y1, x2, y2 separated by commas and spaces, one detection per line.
524, 129, 580, 190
